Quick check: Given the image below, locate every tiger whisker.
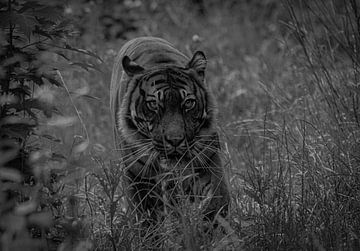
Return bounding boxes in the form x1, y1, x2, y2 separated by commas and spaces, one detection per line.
117, 136, 152, 145
195, 138, 223, 144
116, 129, 140, 139
195, 137, 226, 144
121, 144, 153, 163
196, 142, 223, 154
192, 146, 221, 179
119, 141, 152, 154
123, 147, 152, 172
116, 130, 152, 141
195, 134, 218, 137
192, 146, 207, 166
164, 142, 206, 198
168, 141, 197, 171
115, 136, 152, 146
194, 134, 222, 139
140, 150, 158, 177
115, 142, 153, 151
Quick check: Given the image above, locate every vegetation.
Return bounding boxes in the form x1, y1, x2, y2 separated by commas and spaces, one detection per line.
1, 0, 359, 250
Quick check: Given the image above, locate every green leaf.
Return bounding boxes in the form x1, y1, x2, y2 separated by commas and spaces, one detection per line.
13, 73, 45, 85
28, 211, 53, 228
0, 139, 20, 166
64, 44, 104, 62
9, 86, 32, 97
33, 27, 53, 39
34, 6, 62, 22
51, 152, 67, 161
15, 200, 37, 215
42, 73, 62, 86
0, 167, 22, 182
2, 54, 27, 68
73, 93, 101, 102
1, 115, 36, 132
0, 214, 26, 232
12, 13, 38, 39
56, 19, 73, 30
19, 1, 62, 22
24, 99, 57, 117
18, 1, 43, 13
40, 134, 62, 143
47, 115, 77, 127
70, 62, 104, 73
0, 11, 11, 28
70, 62, 91, 71
73, 139, 90, 154
6, 98, 56, 117
54, 51, 70, 61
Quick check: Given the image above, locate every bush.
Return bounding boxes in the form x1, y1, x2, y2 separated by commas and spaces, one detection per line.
0, 1, 100, 250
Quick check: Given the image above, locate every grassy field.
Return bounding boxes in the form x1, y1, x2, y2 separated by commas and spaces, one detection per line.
1, 0, 360, 250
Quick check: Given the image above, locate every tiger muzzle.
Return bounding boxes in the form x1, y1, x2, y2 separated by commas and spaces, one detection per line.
165, 134, 185, 147
159, 132, 186, 157
154, 112, 188, 157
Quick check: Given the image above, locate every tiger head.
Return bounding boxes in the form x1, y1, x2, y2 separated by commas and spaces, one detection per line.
118, 51, 218, 162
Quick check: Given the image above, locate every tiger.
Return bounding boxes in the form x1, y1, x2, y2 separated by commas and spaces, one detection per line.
109, 36, 229, 225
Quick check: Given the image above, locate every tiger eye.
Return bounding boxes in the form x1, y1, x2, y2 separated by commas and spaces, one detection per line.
183, 99, 196, 110
146, 100, 158, 111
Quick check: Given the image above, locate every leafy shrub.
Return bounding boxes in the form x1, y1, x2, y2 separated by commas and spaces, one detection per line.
0, 1, 99, 250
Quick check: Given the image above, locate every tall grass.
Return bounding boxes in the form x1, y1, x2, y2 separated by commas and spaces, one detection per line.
228, 1, 360, 249
2, 0, 360, 250
66, 0, 360, 249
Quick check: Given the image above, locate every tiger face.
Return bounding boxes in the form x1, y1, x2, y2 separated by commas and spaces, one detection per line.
118, 51, 216, 162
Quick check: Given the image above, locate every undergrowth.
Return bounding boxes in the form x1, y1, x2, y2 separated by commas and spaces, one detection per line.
1, 0, 359, 250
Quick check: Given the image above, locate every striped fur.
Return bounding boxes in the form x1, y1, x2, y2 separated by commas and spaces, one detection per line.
110, 37, 229, 223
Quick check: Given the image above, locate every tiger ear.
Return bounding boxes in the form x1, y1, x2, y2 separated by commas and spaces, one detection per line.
122, 56, 145, 76
187, 51, 207, 81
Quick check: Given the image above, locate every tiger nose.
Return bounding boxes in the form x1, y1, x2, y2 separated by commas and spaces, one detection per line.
165, 135, 185, 147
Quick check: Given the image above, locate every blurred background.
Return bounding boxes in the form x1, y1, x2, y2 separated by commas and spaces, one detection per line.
1, 0, 360, 250
61, 0, 286, 149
